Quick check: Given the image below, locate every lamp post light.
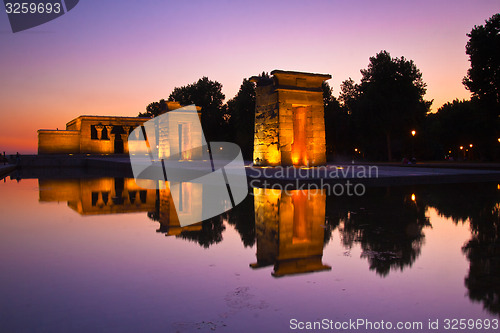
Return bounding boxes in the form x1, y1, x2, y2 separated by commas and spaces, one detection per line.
411, 130, 416, 161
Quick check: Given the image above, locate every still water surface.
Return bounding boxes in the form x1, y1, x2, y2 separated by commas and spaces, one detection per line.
0, 176, 499, 332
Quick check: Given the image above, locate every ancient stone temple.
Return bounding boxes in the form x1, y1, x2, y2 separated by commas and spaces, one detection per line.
38, 115, 148, 154
251, 70, 331, 166
250, 188, 330, 277
38, 178, 157, 215
37, 101, 197, 155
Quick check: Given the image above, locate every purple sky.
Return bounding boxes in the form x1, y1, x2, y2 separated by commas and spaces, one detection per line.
0, 0, 498, 153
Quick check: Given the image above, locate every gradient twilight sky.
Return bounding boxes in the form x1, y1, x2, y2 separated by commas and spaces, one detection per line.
0, 0, 498, 153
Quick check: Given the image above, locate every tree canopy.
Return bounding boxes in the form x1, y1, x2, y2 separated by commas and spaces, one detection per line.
138, 99, 168, 118
322, 81, 349, 158
341, 50, 431, 161
167, 77, 226, 142
463, 13, 500, 105
225, 78, 257, 160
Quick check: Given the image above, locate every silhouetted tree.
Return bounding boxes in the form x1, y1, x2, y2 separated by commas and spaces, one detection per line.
168, 77, 226, 142
343, 51, 431, 161
463, 13, 500, 105
424, 100, 479, 160
226, 78, 257, 160
323, 82, 350, 160
138, 99, 168, 118
462, 13, 500, 160
339, 78, 359, 111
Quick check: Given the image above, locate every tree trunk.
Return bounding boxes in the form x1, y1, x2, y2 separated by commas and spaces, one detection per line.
386, 132, 392, 161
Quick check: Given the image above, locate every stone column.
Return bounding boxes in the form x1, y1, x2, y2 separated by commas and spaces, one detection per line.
95, 124, 104, 140
105, 125, 113, 138
106, 125, 115, 154
120, 133, 129, 154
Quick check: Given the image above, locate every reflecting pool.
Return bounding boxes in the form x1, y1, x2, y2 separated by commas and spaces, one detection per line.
0, 175, 499, 332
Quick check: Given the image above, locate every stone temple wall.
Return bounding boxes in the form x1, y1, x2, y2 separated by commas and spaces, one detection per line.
253, 84, 280, 165
38, 130, 80, 154
250, 188, 330, 277
38, 116, 148, 154
252, 70, 331, 166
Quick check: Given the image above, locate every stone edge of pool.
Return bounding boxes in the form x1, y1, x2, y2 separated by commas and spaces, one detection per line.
8, 155, 500, 187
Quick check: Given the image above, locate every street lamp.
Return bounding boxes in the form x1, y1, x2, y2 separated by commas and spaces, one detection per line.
411, 130, 416, 160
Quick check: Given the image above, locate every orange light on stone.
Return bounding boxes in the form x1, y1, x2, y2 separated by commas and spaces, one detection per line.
251, 187, 330, 277
291, 106, 308, 166
252, 70, 330, 167
268, 148, 281, 165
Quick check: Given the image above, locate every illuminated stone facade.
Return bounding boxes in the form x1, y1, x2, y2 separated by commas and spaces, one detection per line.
38, 116, 149, 154
37, 102, 201, 155
154, 185, 203, 236
38, 178, 156, 215
251, 70, 331, 166
250, 188, 330, 277
38, 177, 202, 234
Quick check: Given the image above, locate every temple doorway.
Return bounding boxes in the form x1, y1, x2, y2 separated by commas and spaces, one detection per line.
178, 122, 192, 160
291, 106, 308, 165
111, 126, 125, 154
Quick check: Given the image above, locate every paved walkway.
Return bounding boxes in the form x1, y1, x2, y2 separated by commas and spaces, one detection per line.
13, 154, 500, 186
86, 156, 500, 186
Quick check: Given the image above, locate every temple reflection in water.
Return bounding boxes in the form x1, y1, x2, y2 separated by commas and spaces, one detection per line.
35, 177, 500, 312
251, 188, 330, 277
39, 178, 157, 215
38, 178, 203, 235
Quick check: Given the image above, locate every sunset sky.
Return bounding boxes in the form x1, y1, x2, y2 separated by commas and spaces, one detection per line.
0, 0, 498, 153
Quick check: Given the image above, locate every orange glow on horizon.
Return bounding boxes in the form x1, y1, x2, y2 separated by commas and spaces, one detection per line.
1, 1, 496, 154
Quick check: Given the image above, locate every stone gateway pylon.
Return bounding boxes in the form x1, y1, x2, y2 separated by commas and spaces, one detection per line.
251, 70, 331, 166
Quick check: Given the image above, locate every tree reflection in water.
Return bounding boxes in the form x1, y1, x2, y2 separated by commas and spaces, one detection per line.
148, 188, 226, 248
421, 183, 500, 315
327, 187, 430, 277
34, 176, 500, 313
